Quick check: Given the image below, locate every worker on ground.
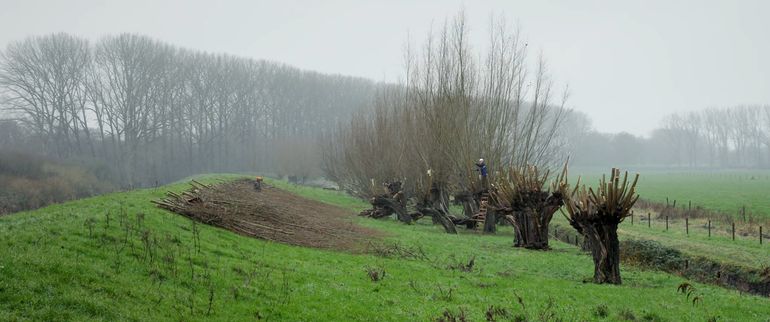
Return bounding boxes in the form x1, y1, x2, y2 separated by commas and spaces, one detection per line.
254, 176, 263, 191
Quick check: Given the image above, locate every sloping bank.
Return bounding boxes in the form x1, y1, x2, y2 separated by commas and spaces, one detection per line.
550, 222, 769, 297
620, 239, 770, 297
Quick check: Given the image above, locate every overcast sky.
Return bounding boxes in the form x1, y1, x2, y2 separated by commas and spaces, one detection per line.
1, 0, 768, 136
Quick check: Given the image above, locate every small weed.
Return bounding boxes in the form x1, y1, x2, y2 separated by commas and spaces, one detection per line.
434, 307, 468, 322
512, 289, 525, 311
594, 304, 609, 318
408, 280, 424, 295
432, 284, 456, 302
84, 217, 96, 238
485, 305, 509, 321
677, 282, 703, 306
618, 308, 637, 321
538, 297, 557, 322
676, 282, 695, 299
365, 266, 386, 282
512, 314, 528, 322
476, 282, 496, 288
641, 311, 667, 322
367, 242, 430, 261
447, 256, 475, 272
496, 269, 513, 277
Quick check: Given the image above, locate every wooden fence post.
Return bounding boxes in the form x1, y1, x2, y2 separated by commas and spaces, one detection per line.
732, 222, 735, 241
648, 213, 651, 228
685, 217, 689, 235
665, 216, 669, 231
707, 220, 711, 237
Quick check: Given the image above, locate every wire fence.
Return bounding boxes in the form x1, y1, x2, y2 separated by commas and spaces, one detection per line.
626, 210, 765, 245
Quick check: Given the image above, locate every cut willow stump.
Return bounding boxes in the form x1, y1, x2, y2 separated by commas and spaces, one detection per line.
359, 181, 412, 223
454, 191, 479, 221
563, 168, 640, 285
414, 180, 459, 234
491, 163, 568, 250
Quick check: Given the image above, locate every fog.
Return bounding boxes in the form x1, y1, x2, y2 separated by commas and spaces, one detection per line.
1, 0, 769, 206
2, 0, 769, 136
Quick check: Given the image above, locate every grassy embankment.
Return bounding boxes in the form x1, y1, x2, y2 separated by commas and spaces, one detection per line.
1, 175, 768, 321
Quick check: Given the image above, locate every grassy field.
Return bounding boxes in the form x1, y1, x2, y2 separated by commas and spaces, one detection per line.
1, 175, 769, 321
571, 168, 770, 220
550, 215, 769, 270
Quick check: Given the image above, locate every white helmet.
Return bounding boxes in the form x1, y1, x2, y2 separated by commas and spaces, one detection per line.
478, 158, 484, 164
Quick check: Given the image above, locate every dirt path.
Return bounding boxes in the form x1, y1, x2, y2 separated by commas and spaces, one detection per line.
155, 179, 379, 251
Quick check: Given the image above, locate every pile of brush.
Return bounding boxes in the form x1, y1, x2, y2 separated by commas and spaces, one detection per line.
153, 179, 376, 250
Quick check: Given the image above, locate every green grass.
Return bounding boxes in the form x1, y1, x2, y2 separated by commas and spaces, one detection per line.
551, 215, 770, 270
571, 168, 770, 220
1, 175, 769, 321
564, 167, 770, 271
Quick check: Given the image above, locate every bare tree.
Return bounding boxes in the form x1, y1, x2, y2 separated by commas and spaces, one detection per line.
0, 33, 91, 157
562, 168, 639, 284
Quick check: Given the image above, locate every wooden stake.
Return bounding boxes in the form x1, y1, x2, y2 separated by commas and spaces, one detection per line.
732, 222, 735, 241
665, 216, 668, 231
647, 213, 651, 228
707, 220, 711, 237
685, 217, 689, 235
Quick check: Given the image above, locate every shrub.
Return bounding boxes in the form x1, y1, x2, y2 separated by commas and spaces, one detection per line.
620, 239, 686, 272
0, 153, 116, 215
0, 152, 46, 179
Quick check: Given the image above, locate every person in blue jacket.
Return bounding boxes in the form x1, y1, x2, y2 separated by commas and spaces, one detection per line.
476, 158, 488, 190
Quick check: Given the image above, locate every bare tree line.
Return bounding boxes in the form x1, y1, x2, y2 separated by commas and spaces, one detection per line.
0, 33, 377, 186
658, 106, 770, 168
563, 105, 770, 169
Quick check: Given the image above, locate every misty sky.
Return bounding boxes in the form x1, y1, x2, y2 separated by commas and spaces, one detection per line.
1, 0, 768, 136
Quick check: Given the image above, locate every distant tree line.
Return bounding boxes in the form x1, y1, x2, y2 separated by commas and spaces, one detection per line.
0, 33, 377, 187
564, 105, 770, 169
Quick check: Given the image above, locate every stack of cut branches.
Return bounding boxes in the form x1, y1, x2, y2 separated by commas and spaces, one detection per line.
153, 180, 294, 238
154, 179, 374, 250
